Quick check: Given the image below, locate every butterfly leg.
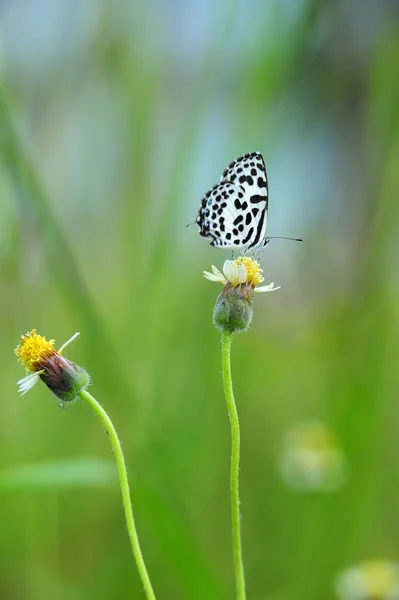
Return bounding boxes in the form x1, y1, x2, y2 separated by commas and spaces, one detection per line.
252, 244, 266, 261
252, 246, 260, 260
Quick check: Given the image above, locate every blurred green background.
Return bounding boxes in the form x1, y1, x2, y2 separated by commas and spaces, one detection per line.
1, 1, 399, 599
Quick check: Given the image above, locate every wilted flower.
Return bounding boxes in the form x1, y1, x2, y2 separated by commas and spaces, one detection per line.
278, 421, 348, 492
15, 330, 90, 402
204, 257, 279, 333
336, 559, 399, 600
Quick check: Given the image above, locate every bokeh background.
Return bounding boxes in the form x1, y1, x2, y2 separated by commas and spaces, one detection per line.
1, 1, 399, 599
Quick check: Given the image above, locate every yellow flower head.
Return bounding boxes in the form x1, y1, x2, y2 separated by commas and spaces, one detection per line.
234, 257, 264, 287
204, 256, 279, 293
15, 330, 56, 373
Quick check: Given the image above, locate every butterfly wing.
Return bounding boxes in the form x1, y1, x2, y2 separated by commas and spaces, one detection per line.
196, 152, 269, 250
221, 151, 268, 249
196, 181, 253, 248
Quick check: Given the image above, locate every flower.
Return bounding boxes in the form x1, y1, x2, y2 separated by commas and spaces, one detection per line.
204, 256, 280, 293
15, 330, 89, 401
336, 559, 399, 600
278, 421, 348, 492
204, 257, 280, 333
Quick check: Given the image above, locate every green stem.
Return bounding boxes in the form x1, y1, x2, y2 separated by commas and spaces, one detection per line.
78, 389, 156, 600
221, 332, 246, 600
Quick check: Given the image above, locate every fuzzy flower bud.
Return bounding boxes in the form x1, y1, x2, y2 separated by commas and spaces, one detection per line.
213, 282, 254, 333
204, 256, 280, 334
15, 330, 90, 402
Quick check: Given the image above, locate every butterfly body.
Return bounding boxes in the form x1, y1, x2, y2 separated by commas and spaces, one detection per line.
196, 151, 269, 251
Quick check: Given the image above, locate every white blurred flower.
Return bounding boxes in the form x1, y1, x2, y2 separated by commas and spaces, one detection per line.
336, 560, 399, 600
278, 421, 348, 492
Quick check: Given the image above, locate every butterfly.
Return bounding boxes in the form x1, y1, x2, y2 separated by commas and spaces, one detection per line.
196, 152, 269, 251
195, 151, 302, 252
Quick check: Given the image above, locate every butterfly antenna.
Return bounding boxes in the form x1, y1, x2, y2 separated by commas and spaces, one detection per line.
186, 221, 197, 228
266, 236, 304, 242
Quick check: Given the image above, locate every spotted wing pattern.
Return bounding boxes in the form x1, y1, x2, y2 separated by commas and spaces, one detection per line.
196, 151, 268, 250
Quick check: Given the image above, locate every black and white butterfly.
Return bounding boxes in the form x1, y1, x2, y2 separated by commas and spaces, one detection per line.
196, 152, 270, 251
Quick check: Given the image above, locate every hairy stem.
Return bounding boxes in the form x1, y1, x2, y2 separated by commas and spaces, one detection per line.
221, 331, 246, 600
78, 389, 156, 600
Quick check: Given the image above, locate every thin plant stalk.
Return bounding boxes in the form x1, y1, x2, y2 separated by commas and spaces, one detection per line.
221, 331, 246, 600
78, 389, 156, 600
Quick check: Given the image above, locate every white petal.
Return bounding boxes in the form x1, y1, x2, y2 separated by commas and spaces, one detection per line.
254, 283, 281, 293
223, 260, 247, 286
209, 265, 227, 284
223, 260, 235, 283
237, 262, 247, 284
211, 265, 223, 277
17, 372, 41, 396
58, 332, 80, 355
203, 270, 226, 284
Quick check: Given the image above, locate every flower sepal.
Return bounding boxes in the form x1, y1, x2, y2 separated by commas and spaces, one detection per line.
213, 283, 254, 334
40, 354, 90, 402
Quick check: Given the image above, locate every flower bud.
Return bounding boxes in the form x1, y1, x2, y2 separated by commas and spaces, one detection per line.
39, 355, 90, 402
213, 283, 254, 334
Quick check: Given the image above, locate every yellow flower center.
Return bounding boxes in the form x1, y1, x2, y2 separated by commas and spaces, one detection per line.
15, 330, 56, 372
234, 257, 264, 287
